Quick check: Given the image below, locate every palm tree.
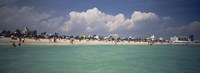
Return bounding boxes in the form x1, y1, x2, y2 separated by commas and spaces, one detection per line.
33, 30, 37, 37
15, 29, 21, 37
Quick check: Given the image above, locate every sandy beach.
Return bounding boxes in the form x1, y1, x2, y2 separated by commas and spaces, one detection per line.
1, 37, 198, 46
0, 37, 152, 45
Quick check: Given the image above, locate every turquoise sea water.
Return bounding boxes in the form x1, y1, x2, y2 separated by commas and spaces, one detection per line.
0, 45, 200, 73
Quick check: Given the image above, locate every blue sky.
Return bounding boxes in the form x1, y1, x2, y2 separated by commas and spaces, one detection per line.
0, 0, 200, 39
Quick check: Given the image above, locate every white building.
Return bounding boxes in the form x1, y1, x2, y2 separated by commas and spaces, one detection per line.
159, 37, 164, 41
170, 36, 192, 43
150, 35, 155, 41
108, 34, 120, 40
94, 35, 99, 40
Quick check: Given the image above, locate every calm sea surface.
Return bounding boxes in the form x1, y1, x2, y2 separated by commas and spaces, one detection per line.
0, 45, 200, 73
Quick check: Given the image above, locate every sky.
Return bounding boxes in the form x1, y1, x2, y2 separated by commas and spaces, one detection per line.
0, 0, 200, 39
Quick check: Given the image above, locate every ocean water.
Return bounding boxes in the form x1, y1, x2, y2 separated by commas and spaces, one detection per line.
0, 45, 200, 73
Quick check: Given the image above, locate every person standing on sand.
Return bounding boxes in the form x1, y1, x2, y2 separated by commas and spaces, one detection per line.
53, 37, 57, 43
70, 39, 74, 44
12, 42, 16, 47
18, 41, 21, 46
19, 37, 21, 42
18, 37, 22, 46
22, 38, 25, 43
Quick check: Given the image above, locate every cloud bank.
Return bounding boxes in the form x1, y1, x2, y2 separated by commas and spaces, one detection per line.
0, 6, 200, 38
164, 21, 200, 35
0, 6, 64, 32
59, 7, 160, 36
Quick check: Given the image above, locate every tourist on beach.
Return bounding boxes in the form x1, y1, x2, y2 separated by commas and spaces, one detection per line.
22, 38, 25, 43
12, 42, 16, 47
18, 41, 21, 46
19, 37, 21, 42
18, 37, 22, 46
70, 39, 74, 44
53, 37, 57, 43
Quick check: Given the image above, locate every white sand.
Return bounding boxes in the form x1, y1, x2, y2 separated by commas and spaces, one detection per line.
0, 37, 152, 45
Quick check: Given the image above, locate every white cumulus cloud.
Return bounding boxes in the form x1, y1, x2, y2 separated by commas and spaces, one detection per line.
131, 11, 159, 22
59, 7, 160, 35
1, 6, 199, 38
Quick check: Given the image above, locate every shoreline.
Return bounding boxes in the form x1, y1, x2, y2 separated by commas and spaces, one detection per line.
0, 38, 199, 46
